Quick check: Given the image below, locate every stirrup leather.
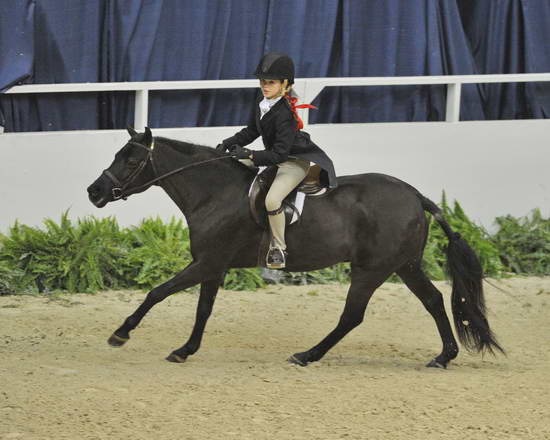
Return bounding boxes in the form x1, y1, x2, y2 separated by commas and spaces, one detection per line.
248, 165, 330, 229
267, 206, 284, 216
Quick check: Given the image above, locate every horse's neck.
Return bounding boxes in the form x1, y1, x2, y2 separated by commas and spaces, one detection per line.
153, 139, 253, 223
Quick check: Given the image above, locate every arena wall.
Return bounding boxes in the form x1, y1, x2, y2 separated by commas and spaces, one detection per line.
1, 120, 548, 232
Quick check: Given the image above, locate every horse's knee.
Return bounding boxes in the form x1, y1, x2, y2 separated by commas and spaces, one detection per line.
339, 312, 364, 328
146, 287, 169, 305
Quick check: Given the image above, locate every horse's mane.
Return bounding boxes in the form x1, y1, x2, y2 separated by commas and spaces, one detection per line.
153, 136, 256, 179
154, 136, 222, 158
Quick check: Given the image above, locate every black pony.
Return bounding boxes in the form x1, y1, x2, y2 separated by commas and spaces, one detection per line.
87, 127, 503, 368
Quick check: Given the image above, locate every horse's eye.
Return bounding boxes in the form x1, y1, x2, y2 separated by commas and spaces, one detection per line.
127, 159, 139, 168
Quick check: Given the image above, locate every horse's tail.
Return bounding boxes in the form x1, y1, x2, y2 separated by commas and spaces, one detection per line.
418, 194, 504, 355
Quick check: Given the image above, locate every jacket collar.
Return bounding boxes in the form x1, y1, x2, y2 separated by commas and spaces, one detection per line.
256, 96, 287, 131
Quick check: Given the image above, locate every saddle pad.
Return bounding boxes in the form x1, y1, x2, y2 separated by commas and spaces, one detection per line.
291, 192, 305, 224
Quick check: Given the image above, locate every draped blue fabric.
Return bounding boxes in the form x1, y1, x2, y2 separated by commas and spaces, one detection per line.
0, 0, 549, 132
458, 0, 550, 119
261, 0, 343, 124
102, 0, 270, 128
0, 0, 35, 127
311, 0, 485, 123
1, 0, 107, 131
0, 0, 34, 92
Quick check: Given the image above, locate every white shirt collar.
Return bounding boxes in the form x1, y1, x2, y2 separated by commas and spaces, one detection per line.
259, 96, 282, 119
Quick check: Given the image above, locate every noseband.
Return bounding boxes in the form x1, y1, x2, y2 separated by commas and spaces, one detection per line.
102, 140, 233, 201
102, 141, 154, 201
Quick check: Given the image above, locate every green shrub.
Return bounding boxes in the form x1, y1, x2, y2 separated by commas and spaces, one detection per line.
422, 193, 506, 280
0, 202, 547, 295
491, 208, 550, 275
0, 212, 128, 293
281, 263, 351, 285
123, 217, 192, 289
0, 215, 272, 293
223, 268, 266, 291
421, 220, 447, 280
0, 260, 25, 295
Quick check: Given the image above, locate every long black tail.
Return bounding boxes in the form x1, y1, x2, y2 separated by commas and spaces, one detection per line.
419, 195, 504, 355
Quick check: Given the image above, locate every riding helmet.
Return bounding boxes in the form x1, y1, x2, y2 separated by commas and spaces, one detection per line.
254, 52, 295, 85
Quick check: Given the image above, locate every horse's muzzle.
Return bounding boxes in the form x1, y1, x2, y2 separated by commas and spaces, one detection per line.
87, 181, 110, 208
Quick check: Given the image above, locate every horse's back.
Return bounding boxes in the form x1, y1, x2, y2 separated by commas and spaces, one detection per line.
316, 172, 429, 263
336, 172, 416, 190
330, 172, 424, 211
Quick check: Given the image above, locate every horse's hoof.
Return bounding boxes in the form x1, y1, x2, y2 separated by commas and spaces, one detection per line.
426, 359, 447, 369
166, 353, 187, 363
287, 354, 308, 367
107, 333, 129, 347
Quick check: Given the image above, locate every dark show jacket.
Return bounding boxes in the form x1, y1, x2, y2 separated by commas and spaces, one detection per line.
222, 97, 337, 189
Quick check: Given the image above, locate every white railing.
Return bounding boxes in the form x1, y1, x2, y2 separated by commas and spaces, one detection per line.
5, 73, 550, 130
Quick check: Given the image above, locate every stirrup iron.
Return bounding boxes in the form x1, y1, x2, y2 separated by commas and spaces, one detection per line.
266, 246, 286, 269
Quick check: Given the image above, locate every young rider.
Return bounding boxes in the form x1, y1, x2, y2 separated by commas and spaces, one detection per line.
217, 52, 337, 269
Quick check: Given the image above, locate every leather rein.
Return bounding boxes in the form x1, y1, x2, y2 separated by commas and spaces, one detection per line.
102, 140, 233, 201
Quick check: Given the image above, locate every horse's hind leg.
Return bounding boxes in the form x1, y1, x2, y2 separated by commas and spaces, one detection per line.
396, 263, 458, 368
289, 266, 388, 366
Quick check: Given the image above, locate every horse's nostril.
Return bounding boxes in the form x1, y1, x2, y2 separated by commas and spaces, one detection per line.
88, 185, 99, 196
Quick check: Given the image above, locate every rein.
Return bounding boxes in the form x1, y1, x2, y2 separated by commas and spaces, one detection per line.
102, 140, 234, 201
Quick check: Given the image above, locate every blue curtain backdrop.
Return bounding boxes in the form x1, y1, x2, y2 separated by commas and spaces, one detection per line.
458, 0, 550, 119
1, 0, 549, 132
0, 0, 34, 92
0, 0, 34, 128
102, 0, 271, 128
310, 0, 485, 123
1, 0, 108, 131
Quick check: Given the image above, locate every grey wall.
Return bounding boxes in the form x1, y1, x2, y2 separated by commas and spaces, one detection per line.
1, 120, 549, 232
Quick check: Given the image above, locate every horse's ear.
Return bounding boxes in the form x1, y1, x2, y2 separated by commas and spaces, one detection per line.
127, 125, 138, 138
144, 127, 153, 147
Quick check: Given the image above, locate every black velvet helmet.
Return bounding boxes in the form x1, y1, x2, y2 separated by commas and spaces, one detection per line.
254, 52, 295, 85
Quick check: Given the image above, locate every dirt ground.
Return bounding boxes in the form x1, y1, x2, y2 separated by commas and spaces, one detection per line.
1, 277, 549, 440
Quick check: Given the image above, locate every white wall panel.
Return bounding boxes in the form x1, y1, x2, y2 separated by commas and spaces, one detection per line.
1, 120, 548, 232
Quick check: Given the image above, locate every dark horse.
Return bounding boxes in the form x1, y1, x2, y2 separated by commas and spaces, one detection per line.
87, 127, 503, 368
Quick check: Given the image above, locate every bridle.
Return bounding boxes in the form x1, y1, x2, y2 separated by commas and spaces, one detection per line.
101, 140, 233, 201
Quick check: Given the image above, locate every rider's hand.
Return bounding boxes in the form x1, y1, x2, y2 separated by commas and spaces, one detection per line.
232, 146, 253, 160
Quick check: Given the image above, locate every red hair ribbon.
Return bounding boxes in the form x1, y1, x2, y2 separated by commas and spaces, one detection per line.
285, 95, 316, 130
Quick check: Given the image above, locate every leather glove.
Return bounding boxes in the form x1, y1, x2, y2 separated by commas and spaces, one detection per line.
227, 144, 240, 153
231, 146, 253, 160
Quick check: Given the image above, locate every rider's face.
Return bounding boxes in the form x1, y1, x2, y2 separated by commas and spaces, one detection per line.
260, 79, 284, 99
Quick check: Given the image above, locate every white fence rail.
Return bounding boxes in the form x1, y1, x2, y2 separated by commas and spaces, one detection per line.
5, 73, 550, 130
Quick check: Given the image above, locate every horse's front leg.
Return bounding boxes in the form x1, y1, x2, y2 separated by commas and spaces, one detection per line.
107, 261, 216, 347
165, 275, 223, 363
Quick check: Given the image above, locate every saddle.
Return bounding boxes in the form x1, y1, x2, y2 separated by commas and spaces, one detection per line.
249, 164, 328, 229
